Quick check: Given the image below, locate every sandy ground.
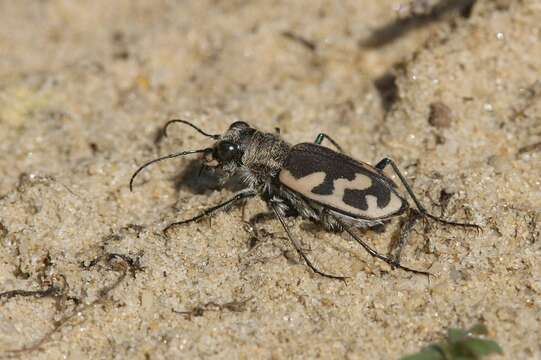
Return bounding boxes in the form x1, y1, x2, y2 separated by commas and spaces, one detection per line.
0, 0, 540, 359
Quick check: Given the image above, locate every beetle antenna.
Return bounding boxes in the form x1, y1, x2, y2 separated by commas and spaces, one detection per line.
129, 149, 209, 191
163, 119, 220, 139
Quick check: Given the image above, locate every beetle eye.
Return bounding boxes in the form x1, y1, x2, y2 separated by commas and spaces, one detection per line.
215, 141, 240, 162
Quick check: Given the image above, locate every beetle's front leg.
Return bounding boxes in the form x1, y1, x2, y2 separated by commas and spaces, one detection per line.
164, 189, 257, 235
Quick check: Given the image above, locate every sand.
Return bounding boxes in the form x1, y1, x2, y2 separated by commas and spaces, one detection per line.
0, 0, 539, 359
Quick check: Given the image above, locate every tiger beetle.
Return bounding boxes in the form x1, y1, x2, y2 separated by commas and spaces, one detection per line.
130, 120, 480, 279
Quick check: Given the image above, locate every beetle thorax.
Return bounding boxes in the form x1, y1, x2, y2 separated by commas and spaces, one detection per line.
238, 131, 290, 188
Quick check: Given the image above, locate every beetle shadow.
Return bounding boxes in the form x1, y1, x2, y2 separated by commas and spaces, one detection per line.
359, 0, 476, 48
173, 160, 247, 195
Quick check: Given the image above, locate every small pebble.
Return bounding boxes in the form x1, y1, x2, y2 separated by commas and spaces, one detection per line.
428, 101, 453, 128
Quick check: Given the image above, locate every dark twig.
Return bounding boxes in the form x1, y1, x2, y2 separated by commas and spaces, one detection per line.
282, 31, 317, 51
3, 254, 140, 356
0, 286, 62, 301
518, 141, 541, 155
172, 297, 253, 320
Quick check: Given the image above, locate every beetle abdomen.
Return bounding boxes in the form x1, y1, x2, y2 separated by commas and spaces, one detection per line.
278, 143, 407, 220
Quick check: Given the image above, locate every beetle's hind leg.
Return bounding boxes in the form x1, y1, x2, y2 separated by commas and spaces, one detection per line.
164, 189, 256, 235
332, 216, 430, 276
374, 158, 481, 231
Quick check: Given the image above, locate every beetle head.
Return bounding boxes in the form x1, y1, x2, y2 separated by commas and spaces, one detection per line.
129, 120, 254, 191
202, 121, 253, 168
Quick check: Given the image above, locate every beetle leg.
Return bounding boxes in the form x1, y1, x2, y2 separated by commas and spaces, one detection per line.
314, 133, 345, 153
269, 201, 348, 281
374, 158, 481, 231
336, 218, 430, 276
164, 189, 256, 235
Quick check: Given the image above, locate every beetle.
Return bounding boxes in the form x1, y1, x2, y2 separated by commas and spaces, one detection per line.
130, 120, 480, 279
